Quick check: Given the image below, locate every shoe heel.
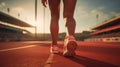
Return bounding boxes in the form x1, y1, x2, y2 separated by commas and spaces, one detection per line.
65, 41, 77, 56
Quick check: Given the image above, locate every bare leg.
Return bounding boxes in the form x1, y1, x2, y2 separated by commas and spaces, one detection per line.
63, 0, 77, 56
48, 0, 60, 45
63, 0, 77, 36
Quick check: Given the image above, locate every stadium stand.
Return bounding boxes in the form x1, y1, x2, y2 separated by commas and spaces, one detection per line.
85, 15, 120, 42
0, 11, 35, 42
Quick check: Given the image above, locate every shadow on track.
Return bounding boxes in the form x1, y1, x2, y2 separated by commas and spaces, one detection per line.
57, 52, 118, 67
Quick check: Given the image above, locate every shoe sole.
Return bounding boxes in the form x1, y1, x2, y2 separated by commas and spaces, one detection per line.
50, 49, 59, 54
52, 51, 59, 54
64, 41, 77, 56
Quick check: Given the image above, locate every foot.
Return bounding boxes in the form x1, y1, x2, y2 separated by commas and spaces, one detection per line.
50, 45, 59, 54
63, 36, 77, 56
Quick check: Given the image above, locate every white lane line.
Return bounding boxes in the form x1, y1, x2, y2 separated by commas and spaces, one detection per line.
44, 54, 54, 67
0, 45, 37, 52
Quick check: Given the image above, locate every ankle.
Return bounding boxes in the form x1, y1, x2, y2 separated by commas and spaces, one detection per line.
65, 35, 75, 39
51, 44, 57, 47
65, 35, 76, 41
52, 43, 57, 46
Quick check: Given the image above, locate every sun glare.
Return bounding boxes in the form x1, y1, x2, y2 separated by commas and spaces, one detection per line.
25, 19, 46, 33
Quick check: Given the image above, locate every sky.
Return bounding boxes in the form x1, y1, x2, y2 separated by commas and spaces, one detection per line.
0, 0, 120, 33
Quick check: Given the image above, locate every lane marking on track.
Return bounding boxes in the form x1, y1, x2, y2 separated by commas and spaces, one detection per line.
44, 54, 54, 67
0, 45, 37, 52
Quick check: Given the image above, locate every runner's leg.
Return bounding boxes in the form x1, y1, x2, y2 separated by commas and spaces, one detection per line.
48, 0, 60, 45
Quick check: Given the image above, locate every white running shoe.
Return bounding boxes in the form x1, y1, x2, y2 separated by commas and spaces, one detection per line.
50, 45, 59, 54
63, 36, 77, 56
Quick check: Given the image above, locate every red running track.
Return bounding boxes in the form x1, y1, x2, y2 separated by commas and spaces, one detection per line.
0, 41, 119, 67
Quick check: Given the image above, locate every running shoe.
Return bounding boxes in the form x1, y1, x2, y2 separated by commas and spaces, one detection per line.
63, 36, 77, 56
50, 45, 59, 54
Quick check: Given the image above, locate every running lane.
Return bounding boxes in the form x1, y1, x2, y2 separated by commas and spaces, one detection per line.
0, 41, 50, 67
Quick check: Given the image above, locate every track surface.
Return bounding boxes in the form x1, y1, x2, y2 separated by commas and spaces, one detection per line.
0, 41, 120, 67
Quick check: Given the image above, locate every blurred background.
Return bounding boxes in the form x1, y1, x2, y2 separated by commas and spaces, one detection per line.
0, 0, 120, 41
